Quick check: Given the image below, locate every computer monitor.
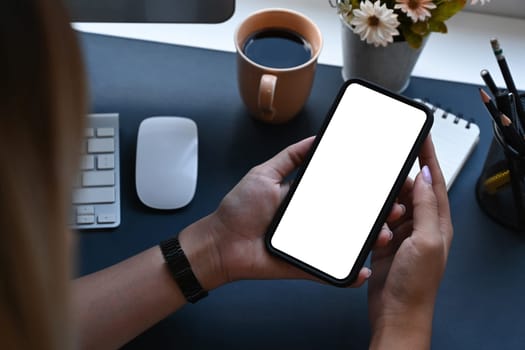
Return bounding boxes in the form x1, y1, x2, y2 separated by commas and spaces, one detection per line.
65, 0, 235, 23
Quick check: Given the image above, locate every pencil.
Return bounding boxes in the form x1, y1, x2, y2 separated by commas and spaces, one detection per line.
500, 113, 512, 127
480, 88, 503, 126
490, 38, 525, 128
479, 88, 525, 154
480, 69, 500, 98
499, 113, 525, 154
499, 105, 525, 142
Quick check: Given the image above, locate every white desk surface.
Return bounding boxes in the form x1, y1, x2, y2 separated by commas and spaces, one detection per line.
75, 0, 525, 90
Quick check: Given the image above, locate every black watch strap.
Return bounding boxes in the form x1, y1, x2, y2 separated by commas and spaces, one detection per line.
160, 236, 208, 303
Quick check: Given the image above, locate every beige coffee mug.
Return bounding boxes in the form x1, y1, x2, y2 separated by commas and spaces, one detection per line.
235, 8, 323, 124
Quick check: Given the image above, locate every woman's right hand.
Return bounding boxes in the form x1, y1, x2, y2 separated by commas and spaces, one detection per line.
367, 136, 453, 350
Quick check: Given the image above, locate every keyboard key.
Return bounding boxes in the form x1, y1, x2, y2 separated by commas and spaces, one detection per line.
80, 155, 95, 170
73, 187, 115, 204
97, 214, 116, 224
97, 154, 115, 169
88, 138, 114, 153
77, 215, 95, 224
97, 127, 115, 137
82, 170, 115, 187
77, 205, 95, 215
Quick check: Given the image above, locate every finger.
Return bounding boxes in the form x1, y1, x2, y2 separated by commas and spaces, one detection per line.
257, 136, 315, 181
411, 165, 441, 244
373, 223, 393, 249
371, 203, 408, 255
417, 136, 453, 245
386, 202, 406, 223
371, 220, 412, 261
418, 135, 446, 197
349, 267, 372, 288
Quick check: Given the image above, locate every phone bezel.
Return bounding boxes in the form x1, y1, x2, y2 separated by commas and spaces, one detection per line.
264, 78, 433, 287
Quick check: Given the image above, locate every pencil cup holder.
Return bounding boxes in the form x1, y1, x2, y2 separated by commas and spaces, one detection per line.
476, 122, 525, 231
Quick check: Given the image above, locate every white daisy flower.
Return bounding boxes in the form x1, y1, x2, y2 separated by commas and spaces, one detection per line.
395, 0, 437, 22
350, 0, 400, 47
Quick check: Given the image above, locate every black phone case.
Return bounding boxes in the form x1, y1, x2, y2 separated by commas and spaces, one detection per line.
264, 78, 433, 287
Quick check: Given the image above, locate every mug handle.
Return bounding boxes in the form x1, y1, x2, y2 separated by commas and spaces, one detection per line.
258, 74, 277, 122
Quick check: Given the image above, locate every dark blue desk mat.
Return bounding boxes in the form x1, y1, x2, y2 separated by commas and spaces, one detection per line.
78, 32, 525, 349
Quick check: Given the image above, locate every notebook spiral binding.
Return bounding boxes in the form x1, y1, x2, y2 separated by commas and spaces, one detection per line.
411, 97, 481, 190
423, 98, 476, 129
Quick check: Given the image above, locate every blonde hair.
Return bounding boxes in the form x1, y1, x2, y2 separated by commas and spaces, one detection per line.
0, 1, 87, 349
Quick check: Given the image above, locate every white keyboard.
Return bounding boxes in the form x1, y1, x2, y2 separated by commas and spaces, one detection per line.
71, 113, 121, 229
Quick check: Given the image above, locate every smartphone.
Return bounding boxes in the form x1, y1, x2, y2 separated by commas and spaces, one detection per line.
265, 79, 433, 287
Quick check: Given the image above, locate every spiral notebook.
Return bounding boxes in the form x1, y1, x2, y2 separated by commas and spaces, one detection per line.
409, 100, 480, 190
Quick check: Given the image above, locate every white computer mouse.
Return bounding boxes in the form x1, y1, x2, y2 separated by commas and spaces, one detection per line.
135, 116, 198, 210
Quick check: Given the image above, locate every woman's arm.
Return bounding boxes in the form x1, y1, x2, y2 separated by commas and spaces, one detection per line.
72, 136, 400, 350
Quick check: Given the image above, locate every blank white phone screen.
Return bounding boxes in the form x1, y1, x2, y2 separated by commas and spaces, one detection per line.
270, 83, 427, 280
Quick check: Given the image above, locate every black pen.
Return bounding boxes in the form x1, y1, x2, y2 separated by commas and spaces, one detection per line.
479, 88, 525, 154
490, 38, 525, 127
480, 69, 500, 98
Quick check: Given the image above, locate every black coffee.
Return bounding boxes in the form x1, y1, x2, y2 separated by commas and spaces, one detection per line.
243, 29, 312, 69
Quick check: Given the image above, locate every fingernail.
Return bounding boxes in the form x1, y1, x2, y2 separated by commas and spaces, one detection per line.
388, 229, 393, 241
422, 165, 432, 185
398, 203, 406, 216
364, 268, 372, 279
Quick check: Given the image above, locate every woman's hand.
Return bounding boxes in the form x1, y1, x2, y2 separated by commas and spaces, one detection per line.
368, 136, 453, 350
180, 137, 404, 290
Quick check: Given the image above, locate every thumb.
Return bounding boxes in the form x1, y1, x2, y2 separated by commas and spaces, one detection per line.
257, 136, 315, 181
411, 165, 440, 240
